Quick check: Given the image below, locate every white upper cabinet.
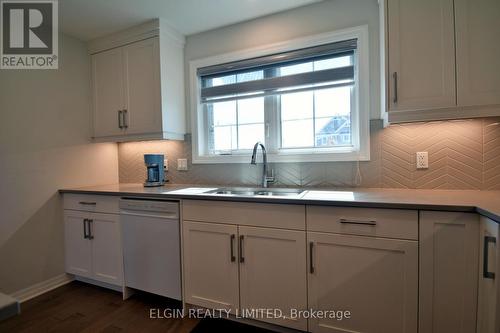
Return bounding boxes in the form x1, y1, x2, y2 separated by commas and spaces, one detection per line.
387, 0, 456, 113
122, 38, 162, 135
384, 0, 500, 122
89, 19, 185, 142
455, 0, 500, 107
92, 48, 125, 138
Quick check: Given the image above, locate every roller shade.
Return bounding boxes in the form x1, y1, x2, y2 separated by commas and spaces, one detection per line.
198, 39, 357, 103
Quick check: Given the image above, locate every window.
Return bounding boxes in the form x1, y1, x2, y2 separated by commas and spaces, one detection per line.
190, 27, 370, 163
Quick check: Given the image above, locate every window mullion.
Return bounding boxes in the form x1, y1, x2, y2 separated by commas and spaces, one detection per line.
274, 95, 281, 153
205, 104, 213, 154
235, 101, 239, 151
263, 68, 279, 153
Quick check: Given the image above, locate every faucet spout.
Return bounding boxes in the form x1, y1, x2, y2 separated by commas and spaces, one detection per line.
251, 142, 274, 188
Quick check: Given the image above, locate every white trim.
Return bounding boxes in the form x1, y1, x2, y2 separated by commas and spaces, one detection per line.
388, 104, 500, 123
91, 131, 185, 143
189, 26, 370, 164
379, 0, 390, 127
10, 274, 74, 303
88, 18, 185, 55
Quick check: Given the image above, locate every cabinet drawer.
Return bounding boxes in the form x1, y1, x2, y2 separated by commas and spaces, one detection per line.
64, 194, 119, 214
182, 200, 305, 230
307, 206, 418, 240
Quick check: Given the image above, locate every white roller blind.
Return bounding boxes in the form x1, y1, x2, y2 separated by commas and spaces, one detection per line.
198, 39, 357, 103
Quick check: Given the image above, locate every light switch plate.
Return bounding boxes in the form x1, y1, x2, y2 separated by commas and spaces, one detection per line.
177, 158, 188, 171
416, 152, 429, 169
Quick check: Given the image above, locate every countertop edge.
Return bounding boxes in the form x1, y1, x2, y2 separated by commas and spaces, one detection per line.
58, 188, 500, 223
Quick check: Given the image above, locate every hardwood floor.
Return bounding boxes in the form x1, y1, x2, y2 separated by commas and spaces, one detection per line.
0, 281, 199, 332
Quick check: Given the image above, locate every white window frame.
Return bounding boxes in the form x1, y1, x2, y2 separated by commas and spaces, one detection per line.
189, 25, 370, 164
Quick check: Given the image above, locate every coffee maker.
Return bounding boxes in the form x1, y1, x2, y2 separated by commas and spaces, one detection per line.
144, 154, 166, 187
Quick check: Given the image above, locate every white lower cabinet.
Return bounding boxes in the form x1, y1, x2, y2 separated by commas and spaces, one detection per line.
64, 210, 123, 286
179, 201, 492, 333
90, 213, 123, 285
477, 216, 500, 333
182, 220, 307, 330
307, 232, 418, 333
419, 211, 479, 333
182, 221, 239, 313
239, 226, 307, 331
64, 210, 92, 277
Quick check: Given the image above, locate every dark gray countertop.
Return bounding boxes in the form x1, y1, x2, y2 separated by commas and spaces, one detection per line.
59, 183, 500, 223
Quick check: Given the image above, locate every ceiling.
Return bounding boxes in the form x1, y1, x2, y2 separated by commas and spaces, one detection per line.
59, 0, 323, 41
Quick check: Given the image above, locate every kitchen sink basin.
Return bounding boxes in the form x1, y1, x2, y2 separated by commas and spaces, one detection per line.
204, 188, 306, 197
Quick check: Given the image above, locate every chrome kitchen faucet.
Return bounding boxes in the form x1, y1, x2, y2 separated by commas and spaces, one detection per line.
251, 142, 275, 188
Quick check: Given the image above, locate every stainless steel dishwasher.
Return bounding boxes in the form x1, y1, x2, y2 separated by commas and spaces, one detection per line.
120, 198, 181, 300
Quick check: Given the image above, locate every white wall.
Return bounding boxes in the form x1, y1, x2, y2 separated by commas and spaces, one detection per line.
0, 34, 119, 294
184, 0, 380, 126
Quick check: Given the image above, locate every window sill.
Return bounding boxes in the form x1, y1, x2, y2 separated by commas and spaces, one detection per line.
192, 150, 370, 164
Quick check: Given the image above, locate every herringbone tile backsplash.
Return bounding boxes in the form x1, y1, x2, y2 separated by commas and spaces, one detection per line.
118, 118, 500, 190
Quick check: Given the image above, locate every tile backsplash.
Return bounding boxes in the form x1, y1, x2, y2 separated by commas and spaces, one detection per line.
118, 118, 500, 190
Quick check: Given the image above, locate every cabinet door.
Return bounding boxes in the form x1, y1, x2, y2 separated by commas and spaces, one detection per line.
419, 211, 479, 333
183, 221, 239, 313
387, 0, 456, 111
477, 216, 500, 333
239, 226, 307, 331
64, 210, 91, 277
455, 0, 500, 107
308, 232, 418, 333
89, 213, 123, 286
122, 37, 162, 135
92, 48, 125, 138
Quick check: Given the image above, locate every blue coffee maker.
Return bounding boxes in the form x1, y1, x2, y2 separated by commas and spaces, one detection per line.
144, 154, 166, 187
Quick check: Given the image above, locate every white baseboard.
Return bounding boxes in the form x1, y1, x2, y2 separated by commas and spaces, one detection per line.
10, 274, 74, 303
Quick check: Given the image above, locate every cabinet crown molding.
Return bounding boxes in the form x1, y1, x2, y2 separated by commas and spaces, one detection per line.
88, 18, 185, 55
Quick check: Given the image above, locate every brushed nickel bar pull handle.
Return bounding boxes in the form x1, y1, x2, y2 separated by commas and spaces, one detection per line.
83, 219, 89, 239
393, 72, 398, 104
230, 234, 236, 262
123, 109, 128, 128
79, 201, 97, 205
340, 218, 377, 226
88, 219, 94, 240
239, 235, 245, 263
309, 241, 314, 274
483, 236, 496, 279
118, 110, 123, 129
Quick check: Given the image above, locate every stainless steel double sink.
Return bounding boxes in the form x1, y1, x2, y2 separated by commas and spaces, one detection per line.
204, 187, 306, 198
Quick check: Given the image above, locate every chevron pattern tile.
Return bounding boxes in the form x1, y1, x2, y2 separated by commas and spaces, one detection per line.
273, 163, 303, 187
483, 117, 500, 190
381, 119, 484, 189
118, 119, 500, 190
358, 120, 383, 188
381, 123, 414, 188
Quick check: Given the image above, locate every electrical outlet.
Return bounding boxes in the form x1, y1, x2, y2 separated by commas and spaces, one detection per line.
164, 158, 169, 171
177, 158, 188, 171
416, 152, 429, 169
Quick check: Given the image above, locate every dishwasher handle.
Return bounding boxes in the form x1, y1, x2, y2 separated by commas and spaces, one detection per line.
120, 210, 179, 220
